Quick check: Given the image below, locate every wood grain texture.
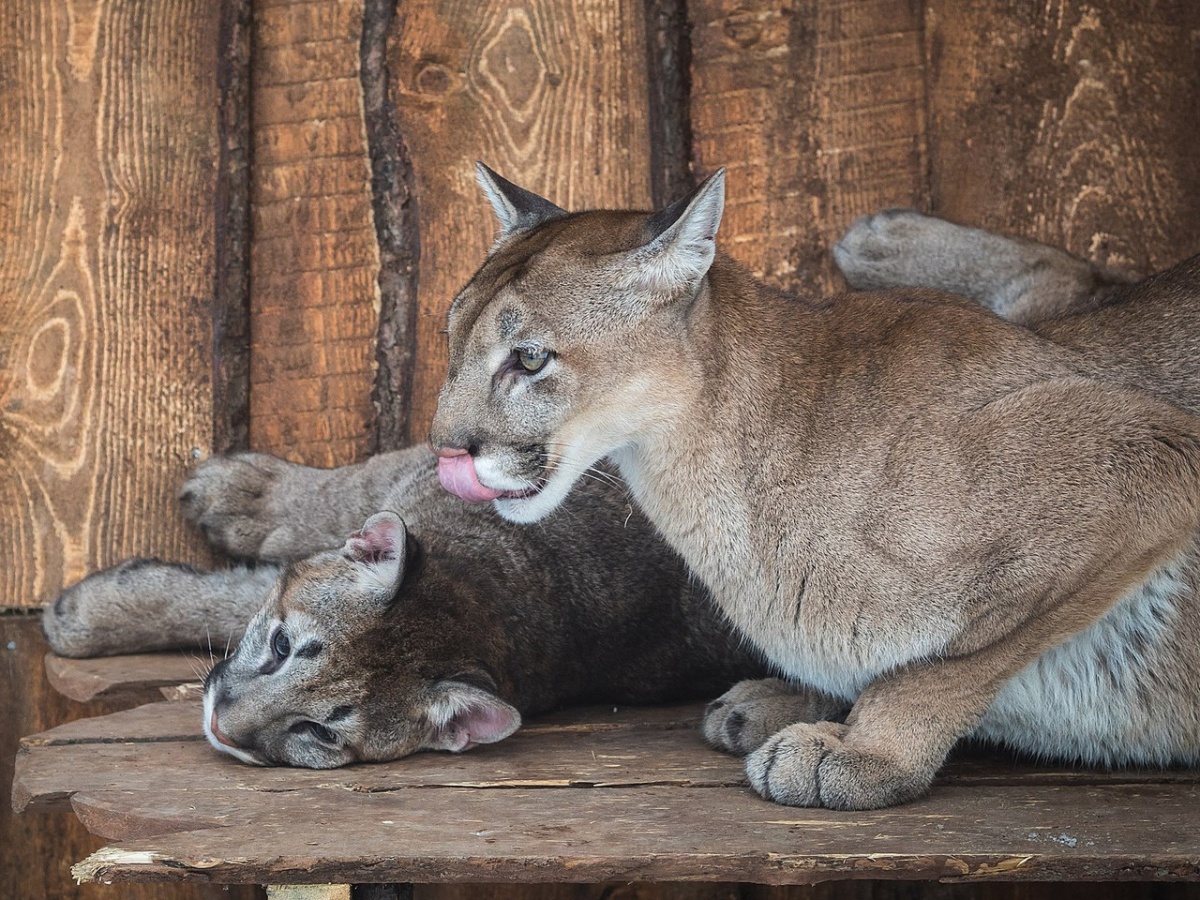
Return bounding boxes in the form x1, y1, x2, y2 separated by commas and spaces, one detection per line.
1, 616, 263, 900
249, 0, 380, 466
19, 668, 1200, 895
689, 0, 927, 296
64, 782, 1200, 884
18, 699, 1200, 820
0, 0, 220, 609
388, 0, 656, 440
44, 651, 209, 704
925, 0, 1200, 274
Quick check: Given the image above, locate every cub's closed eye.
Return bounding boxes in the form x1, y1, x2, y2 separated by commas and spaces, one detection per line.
291, 720, 337, 743
271, 626, 291, 661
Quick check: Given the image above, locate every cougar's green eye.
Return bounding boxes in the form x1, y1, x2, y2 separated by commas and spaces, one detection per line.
516, 348, 550, 373
271, 626, 291, 661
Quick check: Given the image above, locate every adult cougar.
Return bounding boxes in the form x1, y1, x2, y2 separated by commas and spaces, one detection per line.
430, 165, 1200, 809
46, 446, 766, 767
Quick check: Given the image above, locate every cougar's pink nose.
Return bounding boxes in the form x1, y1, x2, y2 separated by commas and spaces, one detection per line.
209, 709, 239, 749
436, 449, 505, 503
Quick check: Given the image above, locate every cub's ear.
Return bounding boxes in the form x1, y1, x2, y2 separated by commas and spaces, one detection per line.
425, 679, 522, 753
342, 511, 409, 599
623, 168, 726, 301
475, 162, 566, 239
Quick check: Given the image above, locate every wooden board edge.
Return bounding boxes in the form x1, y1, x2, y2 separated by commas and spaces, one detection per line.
68, 845, 1200, 886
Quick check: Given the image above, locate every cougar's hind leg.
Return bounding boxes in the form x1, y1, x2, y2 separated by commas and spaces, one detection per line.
834, 210, 1102, 324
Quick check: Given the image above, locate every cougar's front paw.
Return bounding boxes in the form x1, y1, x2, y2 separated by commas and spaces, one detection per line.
705, 678, 851, 756
833, 209, 953, 291
705, 678, 815, 755
179, 454, 300, 560
745, 722, 932, 810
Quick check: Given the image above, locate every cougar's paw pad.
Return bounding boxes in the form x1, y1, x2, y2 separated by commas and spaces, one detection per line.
746, 722, 931, 810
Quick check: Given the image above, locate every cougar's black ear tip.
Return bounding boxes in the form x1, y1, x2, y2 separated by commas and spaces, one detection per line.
474, 163, 567, 238
646, 168, 728, 242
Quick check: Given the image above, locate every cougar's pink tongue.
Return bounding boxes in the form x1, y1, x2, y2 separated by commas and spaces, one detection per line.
437, 451, 505, 503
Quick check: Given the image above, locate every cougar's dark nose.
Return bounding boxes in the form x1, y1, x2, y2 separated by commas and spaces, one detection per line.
430, 433, 481, 458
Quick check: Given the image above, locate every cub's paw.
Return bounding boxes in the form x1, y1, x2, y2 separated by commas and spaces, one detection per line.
745, 722, 932, 810
179, 454, 309, 560
44, 560, 192, 657
703, 678, 846, 756
833, 209, 963, 291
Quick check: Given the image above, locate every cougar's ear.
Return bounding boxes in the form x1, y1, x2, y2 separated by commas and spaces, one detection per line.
342, 511, 409, 600
623, 168, 726, 301
425, 679, 522, 752
475, 162, 567, 239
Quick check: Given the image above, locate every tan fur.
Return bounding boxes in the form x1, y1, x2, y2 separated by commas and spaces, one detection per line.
430, 168, 1200, 809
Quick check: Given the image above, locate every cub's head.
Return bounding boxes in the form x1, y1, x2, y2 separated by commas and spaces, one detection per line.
430, 164, 727, 523
202, 512, 520, 768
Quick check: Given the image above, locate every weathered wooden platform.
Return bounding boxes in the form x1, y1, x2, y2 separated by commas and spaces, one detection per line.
13, 654, 1200, 888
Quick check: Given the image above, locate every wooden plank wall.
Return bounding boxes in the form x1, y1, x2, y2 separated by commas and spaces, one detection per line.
0, 0, 260, 894
0, 0, 224, 612
389, 0, 659, 440
250, 0, 379, 466
689, 0, 927, 296
924, 0, 1200, 273
2, 0, 1198, 897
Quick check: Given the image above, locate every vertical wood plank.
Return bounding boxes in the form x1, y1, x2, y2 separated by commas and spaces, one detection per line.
645, 0, 696, 207
214, 0, 254, 454
363, 0, 422, 454
925, 0, 1200, 273
0, 0, 222, 608
689, 0, 927, 296
250, 0, 381, 466
388, 0, 657, 441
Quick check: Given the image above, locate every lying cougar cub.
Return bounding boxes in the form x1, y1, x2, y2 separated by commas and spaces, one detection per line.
46, 447, 766, 767
430, 165, 1200, 809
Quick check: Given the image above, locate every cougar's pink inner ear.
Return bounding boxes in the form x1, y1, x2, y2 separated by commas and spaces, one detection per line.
430, 685, 522, 752
345, 512, 406, 566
